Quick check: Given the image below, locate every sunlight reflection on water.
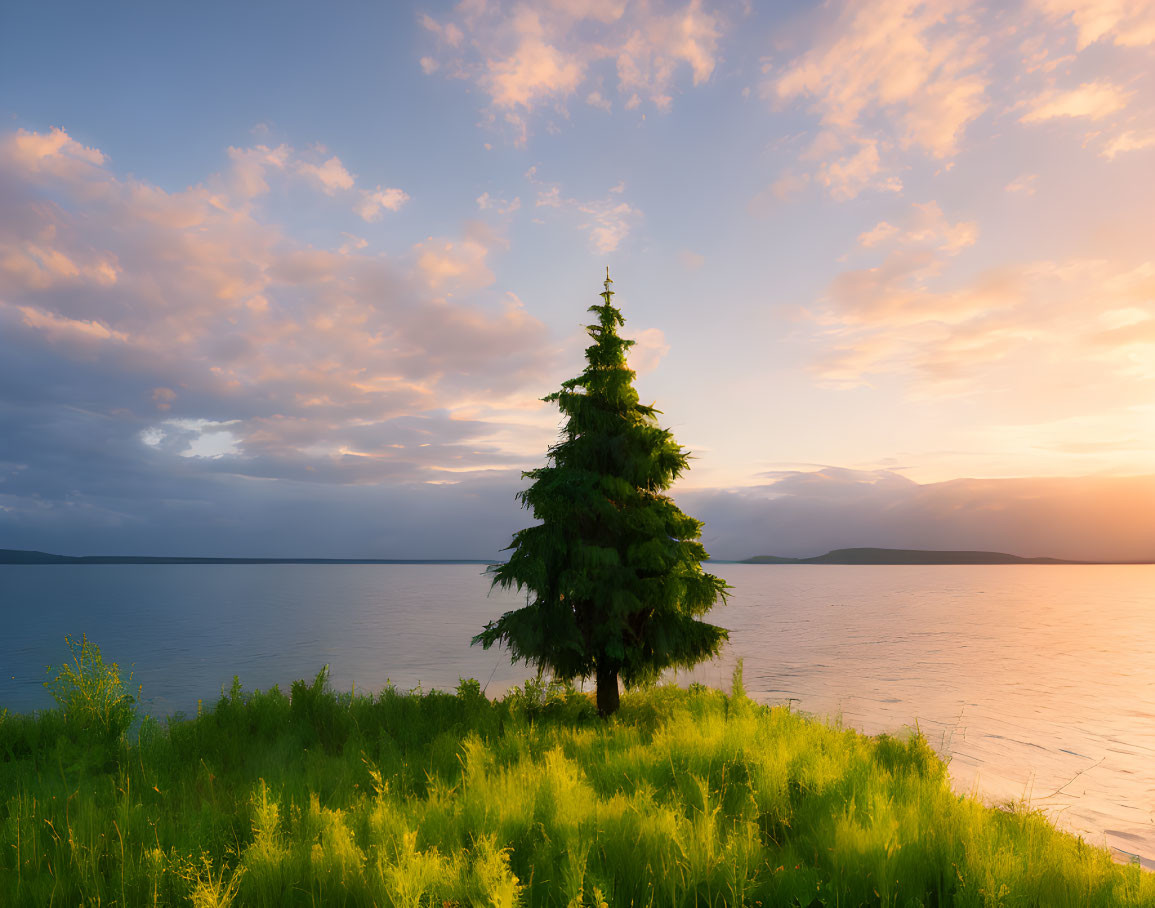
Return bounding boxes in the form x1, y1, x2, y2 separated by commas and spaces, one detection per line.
1, 562, 1152, 866
687, 565, 1155, 869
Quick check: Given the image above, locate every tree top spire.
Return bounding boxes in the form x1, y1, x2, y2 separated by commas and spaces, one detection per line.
603, 266, 613, 297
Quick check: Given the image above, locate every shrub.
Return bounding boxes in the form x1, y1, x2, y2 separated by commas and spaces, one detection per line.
44, 633, 138, 748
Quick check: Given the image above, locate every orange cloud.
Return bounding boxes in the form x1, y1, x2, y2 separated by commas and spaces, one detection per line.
806, 205, 1155, 476
1020, 80, 1132, 121
857, 201, 977, 253
1100, 128, 1155, 157
1032, 0, 1155, 49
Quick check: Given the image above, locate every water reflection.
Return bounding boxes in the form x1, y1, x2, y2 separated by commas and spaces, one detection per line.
687, 565, 1155, 869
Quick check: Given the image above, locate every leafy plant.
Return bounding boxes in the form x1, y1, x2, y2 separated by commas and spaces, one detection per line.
44, 633, 138, 747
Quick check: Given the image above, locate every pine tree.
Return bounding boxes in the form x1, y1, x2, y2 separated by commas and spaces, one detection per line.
473, 271, 728, 716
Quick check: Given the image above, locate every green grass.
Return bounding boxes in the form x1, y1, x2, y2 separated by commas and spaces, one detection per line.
1, 648, 1152, 907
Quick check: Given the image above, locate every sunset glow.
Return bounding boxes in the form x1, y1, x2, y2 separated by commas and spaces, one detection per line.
0, 0, 1152, 560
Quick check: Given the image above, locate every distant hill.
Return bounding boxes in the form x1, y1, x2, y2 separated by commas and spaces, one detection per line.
741, 547, 1086, 565
0, 549, 490, 566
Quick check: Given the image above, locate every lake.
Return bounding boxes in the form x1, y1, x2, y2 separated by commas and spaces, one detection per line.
1, 563, 1152, 867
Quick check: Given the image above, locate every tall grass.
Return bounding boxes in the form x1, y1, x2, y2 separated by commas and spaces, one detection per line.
1, 644, 1151, 906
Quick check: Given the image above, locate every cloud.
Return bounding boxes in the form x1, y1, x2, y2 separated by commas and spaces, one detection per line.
803, 200, 1155, 472
1031, 0, 1155, 49
769, 169, 810, 201
614, 0, 720, 110
677, 249, 705, 270
857, 201, 978, 254
771, 0, 990, 181
6, 126, 106, 175
226, 143, 292, 199
13, 304, 129, 343
748, 170, 812, 214
152, 387, 177, 411
476, 192, 521, 214
0, 449, 532, 558
1, 232, 121, 290
1005, 173, 1039, 194
357, 186, 411, 221
815, 139, 904, 201
0, 127, 557, 528
585, 90, 613, 111
627, 326, 670, 373
412, 224, 500, 292
483, 8, 586, 110
530, 170, 642, 254
766, 0, 1150, 200
1100, 128, 1155, 157
419, 0, 723, 142
814, 254, 1155, 386
223, 140, 408, 219
295, 154, 356, 194
1020, 80, 1132, 121
684, 468, 1155, 562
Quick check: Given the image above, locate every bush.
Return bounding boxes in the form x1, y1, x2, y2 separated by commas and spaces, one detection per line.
503, 675, 598, 723
44, 633, 138, 748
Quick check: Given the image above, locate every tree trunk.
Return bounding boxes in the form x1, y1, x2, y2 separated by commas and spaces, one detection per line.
596, 662, 620, 717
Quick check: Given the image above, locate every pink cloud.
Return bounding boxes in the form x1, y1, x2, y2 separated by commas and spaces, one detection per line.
420, 0, 722, 142
483, 8, 586, 109
295, 154, 355, 194
226, 143, 291, 199
627, 326, 671, 374
773, 0, 990, 158
530, 169, 642, 253
6, 126, 105, 172
357, 186, 411, 221
767, 0, 1150, 201
0, 127, 554, 484
223, 142, 408, 219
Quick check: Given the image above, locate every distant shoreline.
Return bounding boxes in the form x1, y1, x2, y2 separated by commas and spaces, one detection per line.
738, 547, 1152, 565
3, 546, 1150, 566
0, 549, 492, 566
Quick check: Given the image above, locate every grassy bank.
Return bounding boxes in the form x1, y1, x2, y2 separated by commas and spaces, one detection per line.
1, 646, 1151, 906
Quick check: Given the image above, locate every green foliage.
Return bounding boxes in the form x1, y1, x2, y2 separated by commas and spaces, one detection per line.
502, 675, 599, 724
43, 632, 138, 750
475, 275, 729, 714
2, 661, 1151, 907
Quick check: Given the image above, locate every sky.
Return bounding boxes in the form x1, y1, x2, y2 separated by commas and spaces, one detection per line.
0, 0, 1153, 561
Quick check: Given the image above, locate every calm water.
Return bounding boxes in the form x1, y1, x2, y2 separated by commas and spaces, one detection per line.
1, 563, 1152, 866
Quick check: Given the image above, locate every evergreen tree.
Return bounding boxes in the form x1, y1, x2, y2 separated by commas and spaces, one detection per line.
474, 271, 728, 716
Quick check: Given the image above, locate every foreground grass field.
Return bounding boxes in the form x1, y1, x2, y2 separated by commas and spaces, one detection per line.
1, 644, 1151, 906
